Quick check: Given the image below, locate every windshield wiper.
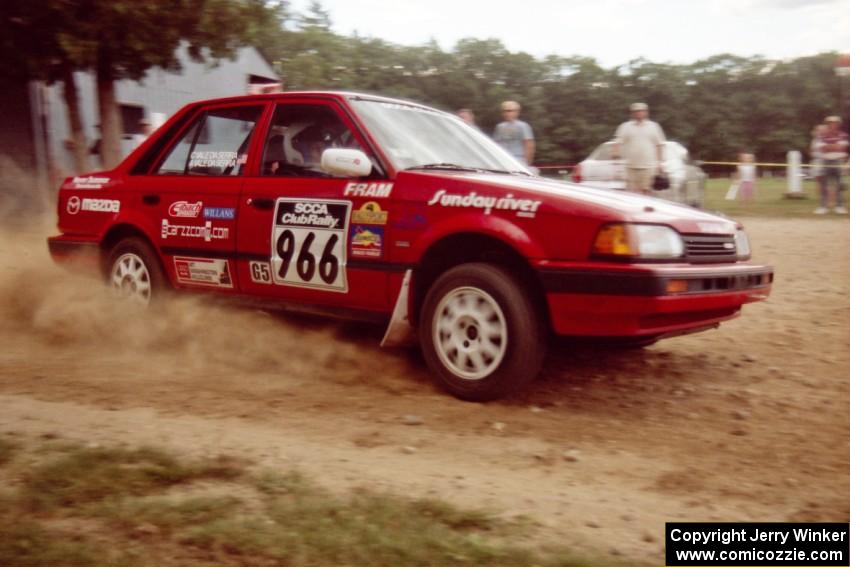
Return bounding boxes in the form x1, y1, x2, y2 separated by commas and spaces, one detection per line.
478, 167, 533, 176
405, 163, 486, 172
406, 163, 532, 176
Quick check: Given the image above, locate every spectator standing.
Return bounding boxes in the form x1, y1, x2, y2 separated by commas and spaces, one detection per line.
613, 102, 666, 195
493, 101, 534, 166
735, 152, 757, 202
811, 124, 827, 213
814, 116, 848, 214
457, 108, 476, 127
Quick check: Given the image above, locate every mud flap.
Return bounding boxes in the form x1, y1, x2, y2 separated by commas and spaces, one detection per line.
380, 269, 416, 347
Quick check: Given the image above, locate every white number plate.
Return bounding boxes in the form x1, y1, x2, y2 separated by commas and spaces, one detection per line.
271, 198, 351, 292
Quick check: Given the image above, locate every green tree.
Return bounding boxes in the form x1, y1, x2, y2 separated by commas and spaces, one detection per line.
1, 0, 278, 170
1, 1, 93, 172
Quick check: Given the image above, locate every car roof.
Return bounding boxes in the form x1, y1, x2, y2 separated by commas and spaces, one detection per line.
189, 90, 440, 113
602, 139, 686, 150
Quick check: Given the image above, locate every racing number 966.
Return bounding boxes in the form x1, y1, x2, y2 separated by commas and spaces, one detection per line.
276, 230, 339, 284
271, 198, 350, 292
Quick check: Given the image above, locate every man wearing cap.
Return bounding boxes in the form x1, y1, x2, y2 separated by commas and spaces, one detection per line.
813, 116, 848, 214
613, 103, 666, 194
493, 101, 535, 166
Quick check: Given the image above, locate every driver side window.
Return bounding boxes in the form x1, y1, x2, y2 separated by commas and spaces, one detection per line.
261, 104, 362, 177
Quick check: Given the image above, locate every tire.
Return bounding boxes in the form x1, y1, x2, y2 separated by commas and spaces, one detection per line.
419, 263, 546, 401
106, 237, 166, 306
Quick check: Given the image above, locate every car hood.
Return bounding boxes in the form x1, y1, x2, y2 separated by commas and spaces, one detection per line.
410, 171, 737, 234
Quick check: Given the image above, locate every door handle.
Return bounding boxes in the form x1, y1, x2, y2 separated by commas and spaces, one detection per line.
142, 194, 160, 206
247, 197, 274, 210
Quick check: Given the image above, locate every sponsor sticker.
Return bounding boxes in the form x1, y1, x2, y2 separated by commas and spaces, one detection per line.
71, 176, 110, 189
67, 196, 81, 215
173, 257, 233, 288
161, 219, 229, 242
169, 201, 203, 218
204, 207, 236, 220
343, 182, 393, 198
390, 213, 427, 230
351, 201, 388, 225
271, 198, 351, 292
249, 261, 272, 284
189, 151, 238, 170
67, 196, 120, 215
275, 200, 345, 229
350, 225, 384, 258
426, 189, 542, 218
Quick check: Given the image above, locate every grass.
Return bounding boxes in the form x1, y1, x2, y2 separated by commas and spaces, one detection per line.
702, 177, 845, 219
0, 513, 144, 567
19, 446, 243, 512
0, 441, 640, 567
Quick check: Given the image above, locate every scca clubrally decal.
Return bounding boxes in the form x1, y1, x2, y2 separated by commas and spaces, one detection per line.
271, 198, 352, 292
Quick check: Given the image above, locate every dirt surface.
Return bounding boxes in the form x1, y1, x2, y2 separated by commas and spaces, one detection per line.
1, 217, 848, 562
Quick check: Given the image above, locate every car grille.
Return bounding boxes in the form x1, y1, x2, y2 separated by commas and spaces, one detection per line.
683, 234, 737, 263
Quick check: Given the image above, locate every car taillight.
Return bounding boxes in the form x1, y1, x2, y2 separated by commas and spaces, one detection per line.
572, 164, 582, 183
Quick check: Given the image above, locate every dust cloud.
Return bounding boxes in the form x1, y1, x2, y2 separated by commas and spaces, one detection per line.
0, 157, 53, 221
0, 213, 421, 395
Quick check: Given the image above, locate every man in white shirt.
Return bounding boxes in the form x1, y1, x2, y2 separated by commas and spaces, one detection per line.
613, 102, 666, 194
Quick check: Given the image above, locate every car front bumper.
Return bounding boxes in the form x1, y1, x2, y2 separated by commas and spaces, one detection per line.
536, 261, 773, 337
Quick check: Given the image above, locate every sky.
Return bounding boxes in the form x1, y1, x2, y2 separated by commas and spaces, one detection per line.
289, 0, 850, 67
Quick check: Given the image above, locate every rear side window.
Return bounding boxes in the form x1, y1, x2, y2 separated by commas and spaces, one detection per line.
155, 106, 263, 176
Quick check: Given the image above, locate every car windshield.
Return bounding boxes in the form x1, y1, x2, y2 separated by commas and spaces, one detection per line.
350, 99, 530, 174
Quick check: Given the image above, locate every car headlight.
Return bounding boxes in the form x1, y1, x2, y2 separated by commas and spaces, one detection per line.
734, 229, 751, 260
592, 223, 684, 260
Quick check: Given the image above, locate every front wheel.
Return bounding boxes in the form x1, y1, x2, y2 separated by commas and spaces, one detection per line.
106, 237, 166, 306
419, 263, 546, 401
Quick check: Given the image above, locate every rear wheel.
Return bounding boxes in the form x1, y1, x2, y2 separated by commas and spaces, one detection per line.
419, 263, 545, 401
106, 238, 165, 305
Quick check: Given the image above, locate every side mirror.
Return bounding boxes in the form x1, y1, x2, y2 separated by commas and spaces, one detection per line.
321, 148, 372, 178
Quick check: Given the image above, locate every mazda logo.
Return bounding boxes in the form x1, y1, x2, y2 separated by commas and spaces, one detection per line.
67, 196, 81, 215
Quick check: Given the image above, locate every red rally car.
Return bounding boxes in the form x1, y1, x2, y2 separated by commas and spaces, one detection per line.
48, 92, 774, 401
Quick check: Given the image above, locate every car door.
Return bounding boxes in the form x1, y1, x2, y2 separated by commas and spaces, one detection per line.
132, 103, 266, 292
237, 99, 392, 313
